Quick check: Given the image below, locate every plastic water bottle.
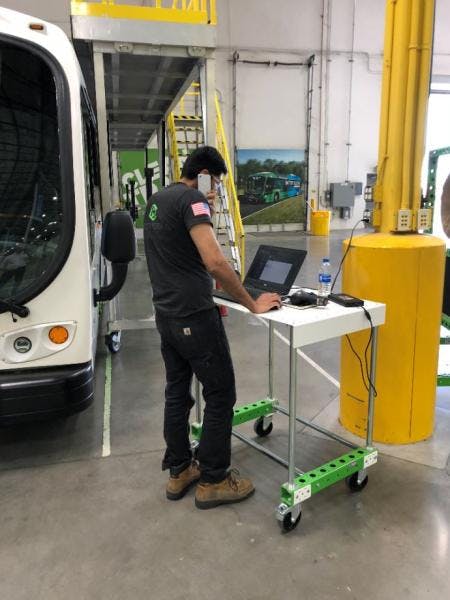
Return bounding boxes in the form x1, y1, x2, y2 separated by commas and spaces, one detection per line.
317, 258, 331, 307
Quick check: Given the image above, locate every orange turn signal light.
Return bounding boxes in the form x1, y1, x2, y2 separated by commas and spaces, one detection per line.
29, 23, 45, 31
48, 326, 69, 345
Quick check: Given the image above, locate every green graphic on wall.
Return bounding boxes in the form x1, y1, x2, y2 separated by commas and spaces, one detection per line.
119, 150, 162, 227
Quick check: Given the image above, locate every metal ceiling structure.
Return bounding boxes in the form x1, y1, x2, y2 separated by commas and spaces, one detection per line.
71, 2, 216, 151
104, 52, 197, 149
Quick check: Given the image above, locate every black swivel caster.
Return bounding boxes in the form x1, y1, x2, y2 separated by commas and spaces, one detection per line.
253, 416, 273, 437
346, 472, 369, 492
190, 439, 199, 460
280, 510, 302, 533
276, 503, 302, 533
105, 331, 121, 354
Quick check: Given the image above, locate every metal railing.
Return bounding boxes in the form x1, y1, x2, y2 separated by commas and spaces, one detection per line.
215, 94, 245, 275
71, 0, 217, 25
167, 112, 182, 182
166, 90, 245, 276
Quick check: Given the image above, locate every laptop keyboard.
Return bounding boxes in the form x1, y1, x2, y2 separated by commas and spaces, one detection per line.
212, 287, 262, 303
245, 287, 263, 299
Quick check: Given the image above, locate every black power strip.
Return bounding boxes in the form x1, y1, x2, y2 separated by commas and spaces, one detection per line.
329, 293, 364, 307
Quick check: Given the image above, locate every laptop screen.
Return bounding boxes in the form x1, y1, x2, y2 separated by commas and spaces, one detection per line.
259, 259, 292, 284
245, 245, 307, 294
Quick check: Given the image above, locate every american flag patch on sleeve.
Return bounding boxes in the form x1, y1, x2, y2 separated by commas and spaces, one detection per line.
191, 202, 211, 217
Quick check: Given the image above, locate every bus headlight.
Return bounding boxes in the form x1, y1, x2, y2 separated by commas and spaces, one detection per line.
48, 326, 69, 345
14, 337, 32, 353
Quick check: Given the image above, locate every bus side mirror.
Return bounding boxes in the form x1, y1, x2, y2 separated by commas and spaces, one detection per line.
94, 210, 136, 306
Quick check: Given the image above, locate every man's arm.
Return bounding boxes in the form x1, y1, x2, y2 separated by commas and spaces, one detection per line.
190, 223, 281, 313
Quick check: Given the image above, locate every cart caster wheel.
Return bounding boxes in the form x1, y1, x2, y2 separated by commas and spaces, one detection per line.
190, 439, 199, 459
253, 417, 273, 437
280, 510, 302, 533
105, 331, 121, 354
346, 472, 368, 492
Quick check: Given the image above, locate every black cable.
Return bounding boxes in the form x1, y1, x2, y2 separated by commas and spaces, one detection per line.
345, 307, 378, 398
330, 218, 369, 293
362, 307, 377, 397
236, 59, 306, 67
345, 334, 369, 393
328, 218, 376, 396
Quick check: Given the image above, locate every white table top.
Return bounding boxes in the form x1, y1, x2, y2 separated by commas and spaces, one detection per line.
215, 294, 386, 348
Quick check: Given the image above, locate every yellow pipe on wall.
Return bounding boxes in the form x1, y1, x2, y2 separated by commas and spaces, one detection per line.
340, 0, 445, 444
383, 0, 412, 227
412, 0, 435, 212
401, 0, 421, 210
373, 0, 396, 225
374, 0, 436, 227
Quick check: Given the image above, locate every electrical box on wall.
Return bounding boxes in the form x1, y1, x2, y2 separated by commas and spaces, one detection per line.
350, 182, 363, 196
417, 208, 432, 230
363, 172, 377, 226
330, 183, 355, 208
396, 209, 413, 231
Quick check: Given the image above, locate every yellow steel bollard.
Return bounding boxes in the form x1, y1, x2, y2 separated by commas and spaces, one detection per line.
340, 233, 445, 443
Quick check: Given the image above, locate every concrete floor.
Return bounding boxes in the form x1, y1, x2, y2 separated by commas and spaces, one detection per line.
1, 230, 450, 600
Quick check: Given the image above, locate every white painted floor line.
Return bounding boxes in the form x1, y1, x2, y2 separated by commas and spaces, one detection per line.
102, 353, 112, 457
257, 317, 340, 389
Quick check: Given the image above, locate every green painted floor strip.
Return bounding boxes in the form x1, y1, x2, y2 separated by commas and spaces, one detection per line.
102, 353, 112, 457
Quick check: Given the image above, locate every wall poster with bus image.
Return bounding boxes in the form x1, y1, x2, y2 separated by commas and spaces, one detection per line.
236, 149, 306, 225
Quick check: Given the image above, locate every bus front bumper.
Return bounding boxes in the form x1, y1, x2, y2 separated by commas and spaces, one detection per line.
0, 361, 94, 423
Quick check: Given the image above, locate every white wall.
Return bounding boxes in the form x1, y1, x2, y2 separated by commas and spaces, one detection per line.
216, 0, 450, 230
4, 0, 450, 229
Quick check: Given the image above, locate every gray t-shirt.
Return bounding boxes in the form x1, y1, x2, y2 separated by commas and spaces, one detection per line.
143, 183, 215, 317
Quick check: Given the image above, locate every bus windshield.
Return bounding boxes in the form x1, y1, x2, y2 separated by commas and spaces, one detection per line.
265, 178, 275, 192
0, 39, 67, 302
248, 175, 265, 193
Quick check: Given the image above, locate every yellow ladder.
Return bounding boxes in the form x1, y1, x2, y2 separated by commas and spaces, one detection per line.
167, 87, 245, 276
214, 94, 245, 276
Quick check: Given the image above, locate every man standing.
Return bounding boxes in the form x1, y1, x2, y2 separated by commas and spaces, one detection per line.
144, 146, 281, 509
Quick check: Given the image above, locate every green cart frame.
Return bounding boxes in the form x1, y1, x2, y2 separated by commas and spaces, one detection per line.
192, 300, 384, 533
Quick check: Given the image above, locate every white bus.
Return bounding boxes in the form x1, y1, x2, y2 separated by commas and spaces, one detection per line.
0, 8, 134, 422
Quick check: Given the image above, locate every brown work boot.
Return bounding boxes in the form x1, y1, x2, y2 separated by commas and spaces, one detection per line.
166, 461, 201, 501
195, 469, 255, 509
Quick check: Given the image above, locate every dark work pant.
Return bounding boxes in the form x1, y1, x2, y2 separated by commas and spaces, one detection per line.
155, 307, 236, 483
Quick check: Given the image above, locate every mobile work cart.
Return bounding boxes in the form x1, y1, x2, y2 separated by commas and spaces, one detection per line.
191, 298, 386, 532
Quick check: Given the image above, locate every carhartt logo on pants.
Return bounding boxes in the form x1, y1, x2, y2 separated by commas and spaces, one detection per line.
183, 328, 191, 336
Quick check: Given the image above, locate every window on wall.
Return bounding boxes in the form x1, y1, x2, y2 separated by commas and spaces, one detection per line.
423, 82, 450, 244
427, 83, 450, 151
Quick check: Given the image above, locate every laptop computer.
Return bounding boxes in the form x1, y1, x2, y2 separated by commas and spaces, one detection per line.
213, 245, 307, 303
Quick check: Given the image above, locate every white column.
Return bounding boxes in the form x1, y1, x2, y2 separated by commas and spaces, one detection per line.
111, 150, 121, 208
93, 48, 112, 215
200, 57, 216, 146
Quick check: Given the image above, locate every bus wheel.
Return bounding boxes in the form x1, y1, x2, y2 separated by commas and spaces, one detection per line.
106, 331, 121, 354
274, 193, 280, 202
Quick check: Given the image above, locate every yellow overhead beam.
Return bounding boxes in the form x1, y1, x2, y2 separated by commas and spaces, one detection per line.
71, 0, 217, 26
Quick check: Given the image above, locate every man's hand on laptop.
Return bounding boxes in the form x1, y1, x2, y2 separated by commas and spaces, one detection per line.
252, 292, 282, 313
